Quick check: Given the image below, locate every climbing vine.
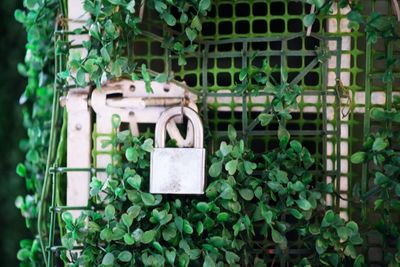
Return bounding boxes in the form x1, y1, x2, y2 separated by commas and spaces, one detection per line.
14, 0, 58, 265
14, 0, 400, 266
58, 0, 211, 90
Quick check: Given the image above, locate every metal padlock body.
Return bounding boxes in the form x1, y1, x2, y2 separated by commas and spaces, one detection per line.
150, 107, 205, 194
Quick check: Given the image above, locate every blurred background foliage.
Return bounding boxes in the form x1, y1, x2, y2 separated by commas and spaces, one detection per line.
0, 0, 29, 265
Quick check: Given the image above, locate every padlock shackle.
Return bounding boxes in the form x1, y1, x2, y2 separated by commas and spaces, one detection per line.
155, 107, 203, 148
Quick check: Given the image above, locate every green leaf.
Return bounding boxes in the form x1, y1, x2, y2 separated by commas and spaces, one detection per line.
185, 27, 197, 42
166, 250, 176, 265
141, 192, 156, 206
112, 114, 121, 128
347, 10, 363, 23
121, 213, 133, 228
61, 212, 73, 224
203, 255, 216, 267
296, 199, 312, 211
353, 255, 365, 267
123, 233, 135, 245
239, 68, 248, 81
280, 67, 288, 83
278, 125, 290, 146
154, 1, 167, 13
370, 107, 386, 121
228, 125, 237, 141
196, 202, 210, 213
288, 208, 303, 219
244, 161, 257, 175
164, 13, 176, 26
127, 0, 136, 13
125, 147, 139, 162
374, 172, 390, 186
309, 224, 320, 235
102, 253, 115, 266
14, 10, 26, 23
316, 238, 328, 255
16, 163, 26, 177
196, 221, 204, 235
225, 251, 240, 264
225, 159, 238, 175
127, 174, 142, 190
239, 188, 254, 201
271, 228, 284, 243
351, 151, 366, 164
220, 186, 235, 200
183, 220, 193, 234
180, 13, 188, 24
154, 73, 168, 83
290, 140, 302, 153
100, 228, 113, 241
258, 113, 273, 126
312, 0, 325, 8
220, 141, 232, 156
303, 13, 316, 27
118, 251, 132, 262
321, 210, 335, 227
191, 15, 202, 31
17, 248, 30, 261
208, 161, 222, 177
199, 0, 211, 12
216, 212, 230, 222
76, 67, 86, 86
337, 226, 350, 241
178, 54, 187, 66
372, 137, 387, 151
141, 229, 156, 244
105, 205, 115, 221
140, 138, 154, 152
344, 244, 357, 258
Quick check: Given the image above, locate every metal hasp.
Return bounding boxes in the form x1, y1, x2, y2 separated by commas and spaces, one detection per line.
90, 79, 198, 184
150, 107, 205, 194
65, 79, 198, 202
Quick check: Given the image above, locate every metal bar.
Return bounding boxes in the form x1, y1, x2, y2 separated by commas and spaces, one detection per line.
49, 167, 106, 173
362, 34, 372, 223
47, 171, 57, 266
241, 42, 249, 144
335, 38, 342, 211
206, 50, 317, 58
202, 44, 210, 129
213, 130, 334, 136
205, 90, 335, 97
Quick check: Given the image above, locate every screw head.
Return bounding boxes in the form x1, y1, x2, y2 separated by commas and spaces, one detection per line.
75, 124, 82, 130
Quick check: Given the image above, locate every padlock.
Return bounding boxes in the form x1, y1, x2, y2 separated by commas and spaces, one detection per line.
150, 106, 205, 194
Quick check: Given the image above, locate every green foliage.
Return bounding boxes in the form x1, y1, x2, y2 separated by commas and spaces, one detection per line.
351, 96, 400, 266
14, 0, 59, 265
60, 0, 211, 89
14, 0, 400, 265
59, 110, 362, 266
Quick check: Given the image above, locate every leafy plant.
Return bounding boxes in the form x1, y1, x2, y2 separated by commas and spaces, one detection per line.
14, 0, 59, 265
60, 0, 211, 89
351, 96, 400, 267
